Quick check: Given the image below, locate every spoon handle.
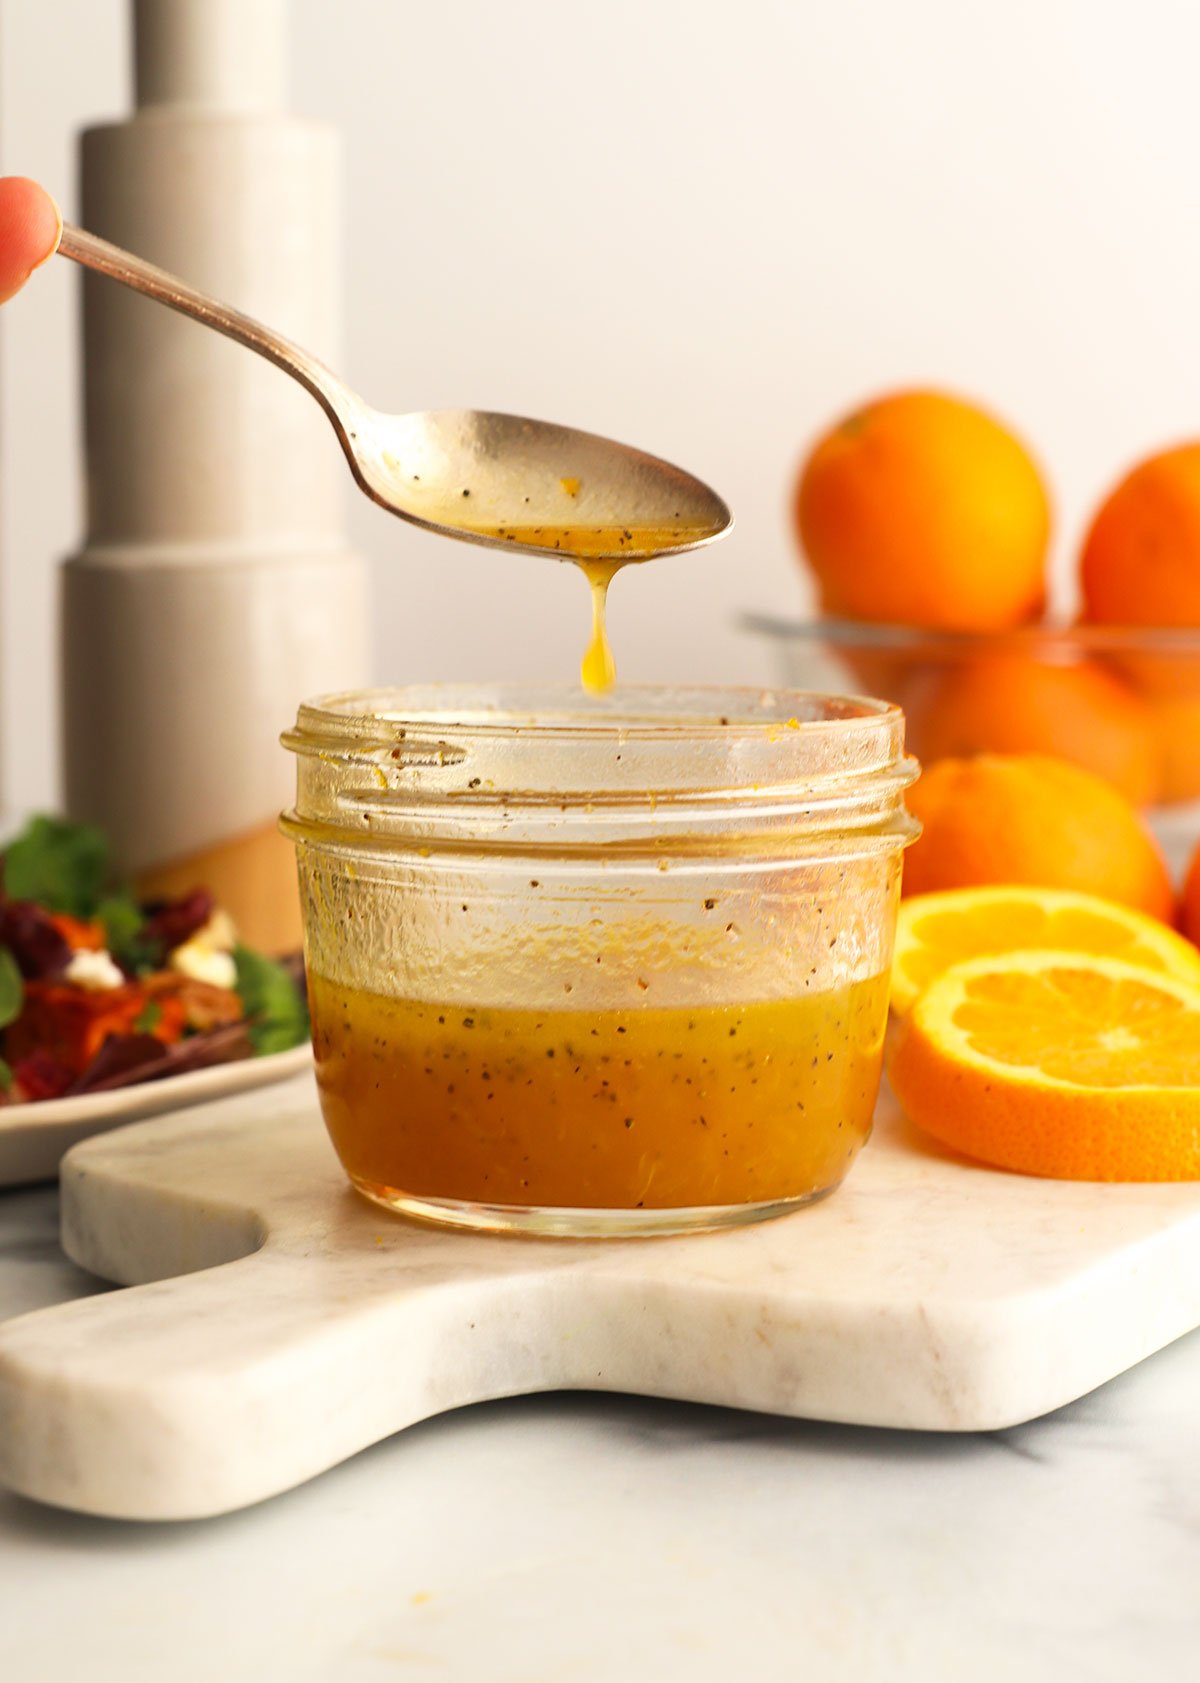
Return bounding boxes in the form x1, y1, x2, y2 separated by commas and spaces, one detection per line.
57, 223, 358, 432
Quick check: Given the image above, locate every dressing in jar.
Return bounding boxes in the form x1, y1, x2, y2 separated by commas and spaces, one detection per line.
282, 685, 917, 1236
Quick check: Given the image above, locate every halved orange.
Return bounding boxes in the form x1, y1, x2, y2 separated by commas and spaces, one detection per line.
890, 949, 1200, 1181
891, 886, 1200, 1018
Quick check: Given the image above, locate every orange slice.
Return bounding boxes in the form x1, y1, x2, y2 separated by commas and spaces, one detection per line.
889, 949, 1200, 1181
890, 886, 1200, 1019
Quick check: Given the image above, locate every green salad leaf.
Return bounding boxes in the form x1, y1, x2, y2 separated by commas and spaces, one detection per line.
98, 893, 155, 974
3, 815, 112, 917
233, 945, 309, 1055
0, 947, 23, 1030
133, 999, 163, 1035
0, 1058, 12, 1093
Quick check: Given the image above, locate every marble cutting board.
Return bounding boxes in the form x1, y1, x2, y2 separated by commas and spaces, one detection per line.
1, 1072, 1199, 1522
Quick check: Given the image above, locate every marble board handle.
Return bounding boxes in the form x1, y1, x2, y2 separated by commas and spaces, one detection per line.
0, 1246, 550, 1521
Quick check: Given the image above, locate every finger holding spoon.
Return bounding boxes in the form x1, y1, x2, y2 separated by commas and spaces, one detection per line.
0, 177, 62, 304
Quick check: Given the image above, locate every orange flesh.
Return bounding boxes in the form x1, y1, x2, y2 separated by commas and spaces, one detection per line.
310, 973, 891, 1210
897, 898, 1198, 1008
954, 968, 1200, 1087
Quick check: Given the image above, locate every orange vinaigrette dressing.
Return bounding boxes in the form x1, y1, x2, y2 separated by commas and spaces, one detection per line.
463, 518, 720, 693
580, 560, 621, 692
309, 973, 890, 1211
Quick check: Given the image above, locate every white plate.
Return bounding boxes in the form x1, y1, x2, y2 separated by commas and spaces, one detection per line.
0, 1044, 313, 1188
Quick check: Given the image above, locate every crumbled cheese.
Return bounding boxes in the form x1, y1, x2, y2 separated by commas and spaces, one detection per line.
202, 909, 238, 952
64, 948, 126, 991
170, 937, 237, 991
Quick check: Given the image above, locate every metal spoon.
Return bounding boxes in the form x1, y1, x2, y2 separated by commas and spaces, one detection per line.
57, 225, 732, 563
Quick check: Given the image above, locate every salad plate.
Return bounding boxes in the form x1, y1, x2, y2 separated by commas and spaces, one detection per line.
0, 1042, 311, 1187
1, 813, 313, 1186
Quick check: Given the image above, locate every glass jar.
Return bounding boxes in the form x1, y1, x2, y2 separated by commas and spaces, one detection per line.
281, 684, 918, 1237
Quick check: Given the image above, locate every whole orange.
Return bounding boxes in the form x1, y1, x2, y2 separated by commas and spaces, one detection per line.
795, 390, 1051, 631
1183, 845, 1200, 947
1147, 690, 1200, 804
907, 654, 1160, 807
903, 753, 1174, 922
1081, 443, 1200, 628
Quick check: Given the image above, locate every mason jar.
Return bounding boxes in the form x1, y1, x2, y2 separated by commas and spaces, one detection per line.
281, 684, 918, 1236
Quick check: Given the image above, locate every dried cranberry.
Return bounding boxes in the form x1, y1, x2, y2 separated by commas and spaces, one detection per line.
139, 889, 215, 960
0, 901, 71, 980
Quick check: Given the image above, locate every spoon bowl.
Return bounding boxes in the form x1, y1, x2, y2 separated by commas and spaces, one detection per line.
348, 407, 731, 560
58, 226, 732, 564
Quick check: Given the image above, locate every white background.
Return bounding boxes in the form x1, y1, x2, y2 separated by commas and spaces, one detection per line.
3, 0, 1200, 812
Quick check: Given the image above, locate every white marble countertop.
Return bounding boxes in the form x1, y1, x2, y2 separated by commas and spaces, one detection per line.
2, 1181, 1198, 1683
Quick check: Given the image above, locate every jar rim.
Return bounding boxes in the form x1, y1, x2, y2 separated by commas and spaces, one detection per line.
286, 682, 903, 745
282, 683, 919, 859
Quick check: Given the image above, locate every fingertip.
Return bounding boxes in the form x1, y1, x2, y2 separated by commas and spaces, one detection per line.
0, 177, 64, 301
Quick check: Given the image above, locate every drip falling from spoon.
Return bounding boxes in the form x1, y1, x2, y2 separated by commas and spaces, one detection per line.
579, 561, 622, 694
469, 518, 718, 695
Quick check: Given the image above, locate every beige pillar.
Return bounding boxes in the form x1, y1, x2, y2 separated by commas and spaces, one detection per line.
62, 0, 368, 952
